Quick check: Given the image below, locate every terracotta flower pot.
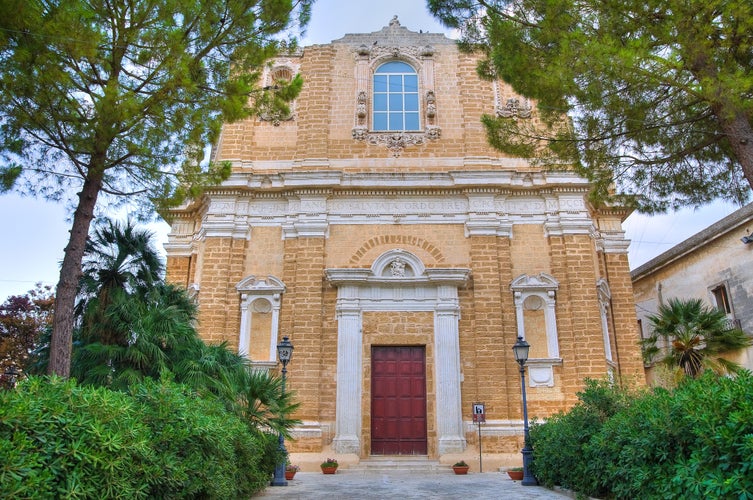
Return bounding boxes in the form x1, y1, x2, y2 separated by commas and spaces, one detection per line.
321, 466, 338, 474
507, 470, 524, 480
285, 470, 296, 480
452, 465, 469, 475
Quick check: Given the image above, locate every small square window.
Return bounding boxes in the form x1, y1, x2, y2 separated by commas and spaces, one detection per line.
711, 284, 731, 313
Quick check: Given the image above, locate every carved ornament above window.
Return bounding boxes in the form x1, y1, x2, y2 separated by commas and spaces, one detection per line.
260, 65, 297, 126
496, 98, 532, 120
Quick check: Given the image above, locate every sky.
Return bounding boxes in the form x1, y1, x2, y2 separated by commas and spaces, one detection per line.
0, 0, 746, 302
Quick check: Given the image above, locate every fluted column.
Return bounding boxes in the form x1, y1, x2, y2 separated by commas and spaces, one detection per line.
434, 285, 466, 453
332, 286, 363, 454
268, 293, 282, 362
238, 294, 251, 357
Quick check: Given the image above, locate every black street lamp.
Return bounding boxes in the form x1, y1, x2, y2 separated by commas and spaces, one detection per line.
2, 365, 19, 390
271, 336, 294, 487
512, 336, 538, 486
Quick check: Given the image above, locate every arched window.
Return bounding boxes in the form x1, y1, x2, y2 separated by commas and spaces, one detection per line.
373, 61, 419, 131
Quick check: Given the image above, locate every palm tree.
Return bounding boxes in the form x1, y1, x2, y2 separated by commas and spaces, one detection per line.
68, 219, 300, 433
641, 298, 752, 378
77, 220, 164, 346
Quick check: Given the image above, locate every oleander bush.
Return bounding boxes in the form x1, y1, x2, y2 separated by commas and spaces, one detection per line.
0, 377, 153, 498
0, 376, 275, 499
529, 372, 753, 499
528, 378, 632, 494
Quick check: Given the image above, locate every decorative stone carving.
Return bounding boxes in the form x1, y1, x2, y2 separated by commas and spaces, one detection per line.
426, 90, 437, 119
356, 91, 367, 120
357, 44, 371, 57
369, 45, 427, 61
259, 65, 297, 126
425, 126, 442, 140
351, 127, 368, 141
390, 258, 407, 277
367, 132, 426, 157
496, 98, 532, 120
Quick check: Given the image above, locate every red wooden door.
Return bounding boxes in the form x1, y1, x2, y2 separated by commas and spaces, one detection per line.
371, 346, 427, 455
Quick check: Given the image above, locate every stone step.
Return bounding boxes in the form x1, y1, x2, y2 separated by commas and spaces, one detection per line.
343, 457, 448, 473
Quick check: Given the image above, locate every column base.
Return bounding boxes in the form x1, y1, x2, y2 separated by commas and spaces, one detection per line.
332, 436, 360, 454
438, 436, 467, 454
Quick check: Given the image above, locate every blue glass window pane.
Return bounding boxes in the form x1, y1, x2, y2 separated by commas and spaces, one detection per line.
373, 113, 388, 130
389, 112, 403, 130
404, 75, 418, 93
376, 61, 415, 73
373, 94, 387, 111
404, 94, 418, 111
388, 75, 403, 92
374, 75, 387, 92
389, 94, 403, 111
372, 61, 420, 131
405, 113, 420, 130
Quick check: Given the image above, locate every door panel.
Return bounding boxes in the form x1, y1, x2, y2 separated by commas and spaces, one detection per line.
371, 346, 427, 455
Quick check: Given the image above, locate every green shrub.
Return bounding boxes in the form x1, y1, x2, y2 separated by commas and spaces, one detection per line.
529, 378, 631, 494
667, 372, 753, 499
530, 373, 753, 499
0, 376, 154, 499
129, 377, 271, 498
585, 387, 678, 498
0, 376, 275, 499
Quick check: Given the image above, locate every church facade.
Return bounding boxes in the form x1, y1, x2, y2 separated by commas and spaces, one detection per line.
165, 18, 645, 465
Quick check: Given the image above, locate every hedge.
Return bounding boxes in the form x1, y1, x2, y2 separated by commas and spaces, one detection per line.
530, 372, 753, 499
0, 376, 275, 499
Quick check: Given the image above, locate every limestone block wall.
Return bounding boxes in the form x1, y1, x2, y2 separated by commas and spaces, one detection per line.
164, 19, 645, 460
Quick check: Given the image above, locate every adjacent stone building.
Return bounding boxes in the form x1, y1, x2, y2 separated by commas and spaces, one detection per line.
632, 203, 753, 382
165, 18, 645, 467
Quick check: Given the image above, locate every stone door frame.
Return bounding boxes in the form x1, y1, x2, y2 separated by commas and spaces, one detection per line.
325, 249, 470, 456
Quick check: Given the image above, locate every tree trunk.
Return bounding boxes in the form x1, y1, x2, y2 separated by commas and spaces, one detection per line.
720, 113, 753, 191
48, 173, 103, 377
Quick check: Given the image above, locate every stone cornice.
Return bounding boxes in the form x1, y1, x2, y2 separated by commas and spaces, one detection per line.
162, 170, 620, 249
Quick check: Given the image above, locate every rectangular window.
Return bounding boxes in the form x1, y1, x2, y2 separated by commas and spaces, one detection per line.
711, 284, 731, 313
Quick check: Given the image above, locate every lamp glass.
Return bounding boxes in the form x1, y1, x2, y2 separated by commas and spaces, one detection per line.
512, 336, 530, 364
277, 336, 294, 363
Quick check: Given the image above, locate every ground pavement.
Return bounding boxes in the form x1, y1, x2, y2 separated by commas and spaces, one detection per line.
254, 470, 572, 499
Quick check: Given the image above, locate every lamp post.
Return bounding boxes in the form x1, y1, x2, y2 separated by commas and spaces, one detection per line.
271, 336, 294, 486
2, 365, 19, 390
512, 336, 538, 486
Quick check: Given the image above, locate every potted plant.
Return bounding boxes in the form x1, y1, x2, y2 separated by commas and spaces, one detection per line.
507, 467, 524, 480
452, 460, 469, 475
285, 463, 299, 480
320, 457, 339, 474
